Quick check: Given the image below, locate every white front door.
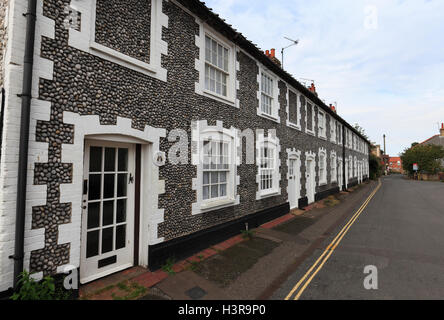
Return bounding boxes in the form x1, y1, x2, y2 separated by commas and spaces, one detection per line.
288, 157, 301, 209
345, 159, 349, 189
306, 159, 315, 204
80, 140, 136, 284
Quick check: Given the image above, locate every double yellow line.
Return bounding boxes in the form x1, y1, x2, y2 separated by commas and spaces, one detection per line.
285, 179, 382, 300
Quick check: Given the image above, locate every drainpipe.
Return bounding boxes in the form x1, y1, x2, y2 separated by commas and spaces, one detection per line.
0, 88, 5, 163
10, 0, 37, 290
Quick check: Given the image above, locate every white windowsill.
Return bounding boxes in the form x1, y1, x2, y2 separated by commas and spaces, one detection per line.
258, 190, 280, 199
200, 198, 236, 212
258, 111, 280, 123
202, 89, 236, 106
288, 122, 301, 131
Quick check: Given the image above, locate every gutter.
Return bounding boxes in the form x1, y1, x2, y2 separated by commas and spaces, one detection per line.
9, 0, 37, 290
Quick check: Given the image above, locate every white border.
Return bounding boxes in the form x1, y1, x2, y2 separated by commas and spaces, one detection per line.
195, 20, 237, 107
286, 86, 301, 130
317, 109, 327, 140
318, 147, 327, 186
60, 113, 166, 271
0, 0, 53, 289
305, 99, 316, 136
191, 120, 241, 215
257, 64, 280, 123
256, 130, 281, 200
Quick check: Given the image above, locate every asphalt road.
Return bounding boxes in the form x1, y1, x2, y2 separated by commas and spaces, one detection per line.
273, 175, 444, 300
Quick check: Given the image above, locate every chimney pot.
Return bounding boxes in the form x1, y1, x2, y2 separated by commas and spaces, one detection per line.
441, 123, 444, 137
271, 48, 275, 58
265, 50, 270, 57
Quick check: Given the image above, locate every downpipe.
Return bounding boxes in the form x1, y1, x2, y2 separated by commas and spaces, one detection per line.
9, 0, 37, 290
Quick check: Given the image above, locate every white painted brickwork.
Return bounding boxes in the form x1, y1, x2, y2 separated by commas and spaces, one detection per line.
0, 0, 53, 291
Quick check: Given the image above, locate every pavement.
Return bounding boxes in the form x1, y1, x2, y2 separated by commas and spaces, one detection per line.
273, 175, 444, 300
80, 179, 379, 300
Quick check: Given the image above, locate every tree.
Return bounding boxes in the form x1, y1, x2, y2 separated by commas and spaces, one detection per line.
369, 153, 382, 180
401, 144, 444, 175
411, 142, 419, 147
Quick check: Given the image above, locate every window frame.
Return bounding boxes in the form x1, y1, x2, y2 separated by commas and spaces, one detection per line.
192, 124, 239, 215
257, 66, 280, 122
318, 148, 327, 186
305, 99, 316, 136
331, 151, 337, 183
318, 110, 327, 139
287, 87, 302, 130
256, 135, 281, 199
330, 117, 337, 143
196, 24, 237, 106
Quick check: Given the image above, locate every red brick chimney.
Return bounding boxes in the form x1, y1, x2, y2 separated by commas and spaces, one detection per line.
440, 123, 444, 137
265, 48, 282, 67
308, 83, 317, 96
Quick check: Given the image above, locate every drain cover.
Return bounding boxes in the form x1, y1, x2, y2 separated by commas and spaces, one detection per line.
185, 286, 207, 300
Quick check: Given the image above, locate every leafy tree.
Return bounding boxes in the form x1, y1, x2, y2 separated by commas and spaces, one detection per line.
401, 144, 444, 175
369, 154, 382, 180
411, 142, 419, 147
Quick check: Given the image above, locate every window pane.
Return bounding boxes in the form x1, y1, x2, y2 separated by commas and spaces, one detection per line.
104, 148, 116, 172
104, 174, 115, 199
116, 225, 126, 250
89, 147, 102, 172
203, 186, 209, 200
88, 174, 101, 201
86, 230, 99, 258
211, 172, 219, 184
87, 202, 100, 229
117, 174, 128, 197
117, 199, 127, 223
102, 227, 113, 254
220, 171, 227, 183
118, 149, 128, 172
211, 185, 218, 198
220, 183, 227, 197
103, 201, 114, 226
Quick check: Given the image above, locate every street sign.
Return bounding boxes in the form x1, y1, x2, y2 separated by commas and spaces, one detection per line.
413, 163, 419, 171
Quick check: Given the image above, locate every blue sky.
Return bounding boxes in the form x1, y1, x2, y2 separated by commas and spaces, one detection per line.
204, 0, 444, 155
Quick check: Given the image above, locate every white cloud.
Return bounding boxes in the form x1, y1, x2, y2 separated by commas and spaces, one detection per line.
204, 0, 444, 155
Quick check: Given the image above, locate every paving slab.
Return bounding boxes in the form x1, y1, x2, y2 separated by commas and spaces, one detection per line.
156, 271, 230, 300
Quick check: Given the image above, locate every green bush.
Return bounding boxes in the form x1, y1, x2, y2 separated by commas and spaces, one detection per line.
10, 270, 70, 300
369, 154, 382, 180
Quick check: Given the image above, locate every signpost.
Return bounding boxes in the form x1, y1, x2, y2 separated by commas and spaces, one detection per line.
413, 163, 419, 180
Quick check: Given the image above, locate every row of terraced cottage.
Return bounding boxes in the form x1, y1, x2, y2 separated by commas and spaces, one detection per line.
0, 0, 370, 295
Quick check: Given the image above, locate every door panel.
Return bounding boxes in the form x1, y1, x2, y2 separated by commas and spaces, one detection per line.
80, 141, 136, 284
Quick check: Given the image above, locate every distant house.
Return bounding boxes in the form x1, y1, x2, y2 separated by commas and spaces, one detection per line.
388, 157, 403, 173
418, 123, 444, 166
